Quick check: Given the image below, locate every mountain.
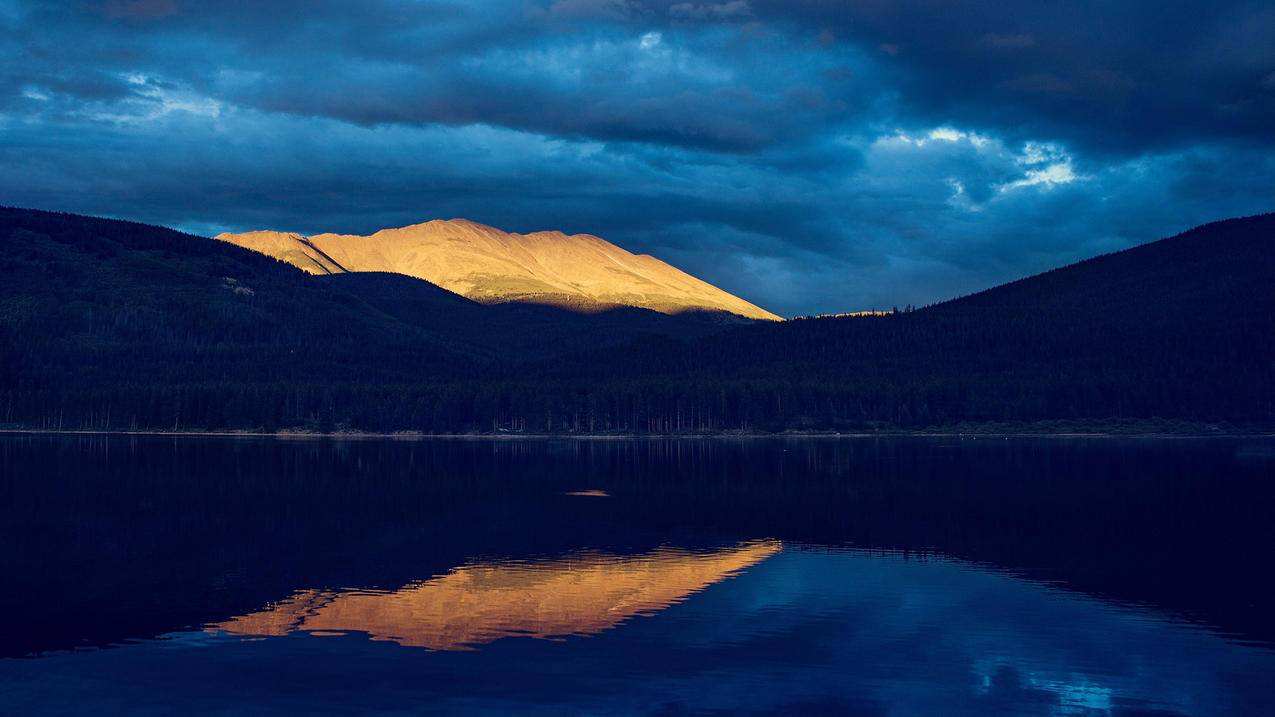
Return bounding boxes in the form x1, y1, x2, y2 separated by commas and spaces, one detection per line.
2, 206, 1271, 433
0, 207, 738, 431
0, 207, 481, 406
570, 212, 1275, 428
215, 219, 781, 321
212, 541, 780, 650
317, 272, 735, 361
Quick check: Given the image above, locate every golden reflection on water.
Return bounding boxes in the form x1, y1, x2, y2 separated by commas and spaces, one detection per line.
210, 541, 781, 650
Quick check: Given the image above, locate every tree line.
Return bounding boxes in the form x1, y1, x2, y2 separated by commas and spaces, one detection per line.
2, 207, 1272, 433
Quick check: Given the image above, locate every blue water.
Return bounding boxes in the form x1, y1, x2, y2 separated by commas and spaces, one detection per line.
1, 436, 1272, 715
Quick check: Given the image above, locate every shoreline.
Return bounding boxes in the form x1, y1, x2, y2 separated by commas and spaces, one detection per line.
2, 428, 1271, 440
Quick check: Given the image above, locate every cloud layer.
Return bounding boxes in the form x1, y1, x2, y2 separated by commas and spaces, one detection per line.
3, 0, 1273, 315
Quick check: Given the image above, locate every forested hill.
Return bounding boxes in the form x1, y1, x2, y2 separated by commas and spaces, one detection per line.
556, 213, 1274, 427
1, 206, 1272, 433
318, 272, 749, 360
0, 207, 740, 430
607, 212, 1275, 376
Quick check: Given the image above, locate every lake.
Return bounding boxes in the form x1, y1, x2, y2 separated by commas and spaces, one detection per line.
1, 435, 1273, 715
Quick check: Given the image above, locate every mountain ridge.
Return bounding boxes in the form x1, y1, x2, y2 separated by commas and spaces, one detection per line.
2, 206, 1271, 433
216, 219, 781, 321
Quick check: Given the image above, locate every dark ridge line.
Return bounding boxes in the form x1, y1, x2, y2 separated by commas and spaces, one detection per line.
297, 236, 349, 274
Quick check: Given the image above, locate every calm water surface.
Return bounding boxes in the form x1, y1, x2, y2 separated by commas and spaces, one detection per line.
1, 435, 1273, 715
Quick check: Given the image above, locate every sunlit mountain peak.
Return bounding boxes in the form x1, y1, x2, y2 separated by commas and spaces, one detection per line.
216, 219, 781, 320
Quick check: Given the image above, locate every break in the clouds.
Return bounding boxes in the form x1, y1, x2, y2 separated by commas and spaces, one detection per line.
2, 1, 1273, 315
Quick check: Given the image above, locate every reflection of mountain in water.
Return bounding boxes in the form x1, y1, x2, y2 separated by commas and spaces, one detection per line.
212, 541, 781, 650
5, 436, 1273, 657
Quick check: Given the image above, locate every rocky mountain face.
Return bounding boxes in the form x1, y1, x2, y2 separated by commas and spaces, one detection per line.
216, 219, 780, 320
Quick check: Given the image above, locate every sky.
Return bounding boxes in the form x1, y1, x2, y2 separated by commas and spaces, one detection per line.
2, 0, 1273, 316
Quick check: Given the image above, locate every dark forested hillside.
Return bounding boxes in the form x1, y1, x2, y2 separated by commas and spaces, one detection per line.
562, 213, 1275, 429
321, 272, 747, 360
1, 207, 1271, 432
0, 208, 490, 430
0, 207, 748, 430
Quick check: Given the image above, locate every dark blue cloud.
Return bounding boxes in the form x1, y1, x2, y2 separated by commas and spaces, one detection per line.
1, 0, 1272, 315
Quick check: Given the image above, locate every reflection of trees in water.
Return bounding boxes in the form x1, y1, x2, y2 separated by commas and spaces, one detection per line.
0, 435, 1270, 657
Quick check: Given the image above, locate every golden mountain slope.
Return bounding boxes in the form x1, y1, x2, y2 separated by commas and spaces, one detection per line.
210, 541, 781, 650
215, 219, 781, 320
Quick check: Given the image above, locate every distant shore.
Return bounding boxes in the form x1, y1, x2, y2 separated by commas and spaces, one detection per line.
2, 422, 1271, 440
